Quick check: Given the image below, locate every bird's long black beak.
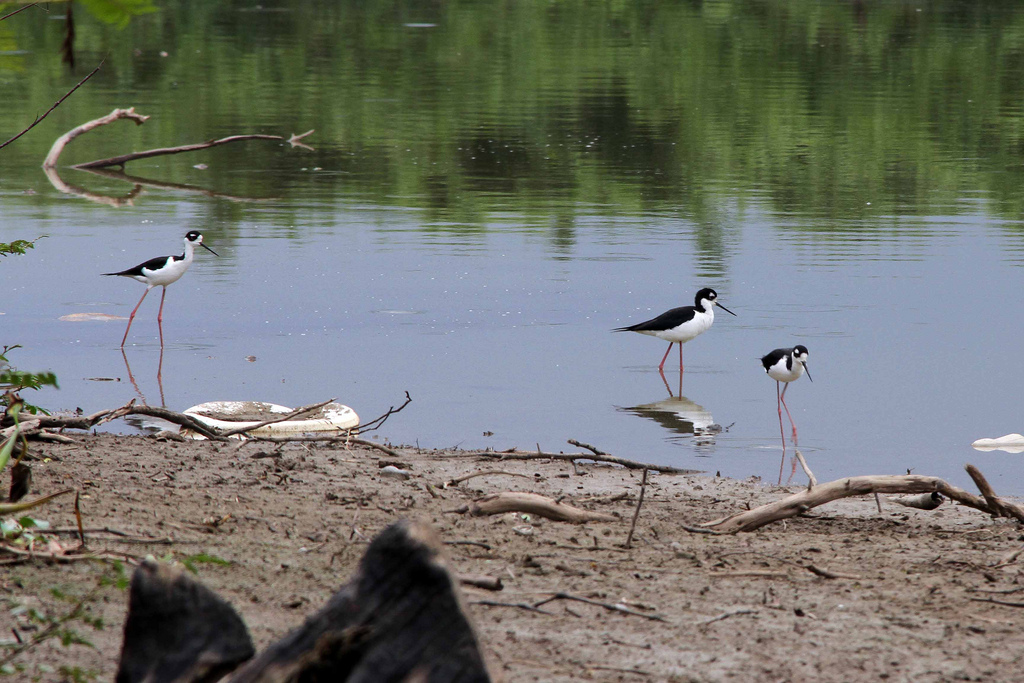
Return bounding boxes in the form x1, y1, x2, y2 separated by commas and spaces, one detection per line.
804, 365, 813, 382
201, 243, 220, 257
717, 302, 737, 316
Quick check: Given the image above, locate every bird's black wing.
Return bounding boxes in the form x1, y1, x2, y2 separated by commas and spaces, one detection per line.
102, 255, 176, 277
760, 348, 789, 372
614, 306, 696, 333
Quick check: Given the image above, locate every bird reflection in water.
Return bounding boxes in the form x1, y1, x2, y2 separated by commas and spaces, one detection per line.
621, 395, 726, 449
121, 347, 166, 408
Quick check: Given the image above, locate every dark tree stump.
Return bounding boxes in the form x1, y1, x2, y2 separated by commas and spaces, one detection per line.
231, 518, 494, 683
116, 560, 255, 683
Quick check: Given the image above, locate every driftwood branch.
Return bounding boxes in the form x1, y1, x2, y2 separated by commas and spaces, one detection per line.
73, 134, 305, 169
2, 60, 101, 153
42, 106, 147, 169
451, 449, 699, 475
452, 492, 617, 523
700, 466, 1024, 534
42, 107, 314, 170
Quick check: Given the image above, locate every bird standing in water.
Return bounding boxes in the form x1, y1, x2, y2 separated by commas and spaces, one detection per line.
761, 344, 812, 449
104, 231, 218, 347
614, 287, 736, 393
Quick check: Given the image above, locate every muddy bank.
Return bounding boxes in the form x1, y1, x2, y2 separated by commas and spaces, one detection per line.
3, 434, 1023, 681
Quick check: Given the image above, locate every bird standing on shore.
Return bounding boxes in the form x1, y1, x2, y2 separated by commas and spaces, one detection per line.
761, 345, 812, 448
614, 287, 736, 386
104, 231, 218, 347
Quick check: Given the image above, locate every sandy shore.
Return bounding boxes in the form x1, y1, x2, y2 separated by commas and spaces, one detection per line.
3, 433, 1022, 681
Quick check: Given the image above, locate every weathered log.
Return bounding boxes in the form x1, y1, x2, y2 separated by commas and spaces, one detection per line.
457, 491, 618, 523
700, 468, 1024, 534
116, 560, 254, 683
230, 519, 494, 682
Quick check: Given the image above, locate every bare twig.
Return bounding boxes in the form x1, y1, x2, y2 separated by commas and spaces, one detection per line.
533, 593, 667, 622
2, 61, 101, 153
0, 2, 38, 23
567, 439, 607, 455
444, 470, 532, 488
356, 391, 412, 433
697, 608, 758, 626
472, 600, 553, 616
624, 468, 648, 549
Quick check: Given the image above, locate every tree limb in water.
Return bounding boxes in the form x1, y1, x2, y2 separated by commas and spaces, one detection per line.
42, 106, 313, 169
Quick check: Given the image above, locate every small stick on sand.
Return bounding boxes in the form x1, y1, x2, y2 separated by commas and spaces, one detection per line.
624, 468, 648, 549
444, 470, 532, 488
697, 608, 758, 626
533, 593, 667, 622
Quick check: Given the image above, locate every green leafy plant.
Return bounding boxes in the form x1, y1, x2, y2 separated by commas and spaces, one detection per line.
0, 237, 43, 257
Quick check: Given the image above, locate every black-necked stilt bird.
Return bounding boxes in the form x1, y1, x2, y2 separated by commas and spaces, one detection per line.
614, 287, 736, 378
761, 345, 812, 449
103, 231, 218, 347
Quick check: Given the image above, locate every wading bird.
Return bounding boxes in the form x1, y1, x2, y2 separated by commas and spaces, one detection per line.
761, 344, 812, 448
614, 287, 736, 384
104, 231, 218, 347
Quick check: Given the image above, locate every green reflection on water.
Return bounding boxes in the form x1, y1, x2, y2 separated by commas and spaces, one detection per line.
3, 0, 1024, 227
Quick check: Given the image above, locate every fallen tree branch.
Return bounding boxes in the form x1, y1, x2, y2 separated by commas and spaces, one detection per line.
700, 466, 1024, 534
2, 60, 101, 153
72, 131, 315, 169
965, 464, 1024, 521
449, 450, 699, 474
126, 405, 226, 441
42, 106, 146, 169
567, 439, 607, 455
451, 492, 617, 524
16, 400, 136, 431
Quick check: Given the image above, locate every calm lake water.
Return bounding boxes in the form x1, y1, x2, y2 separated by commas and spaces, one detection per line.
4, 1, 1024, 493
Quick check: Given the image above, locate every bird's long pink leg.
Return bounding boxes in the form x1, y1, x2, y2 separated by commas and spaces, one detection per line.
157, 345, 166, 407
677, 342, 684, 396
121, 286, 153, 348
780, 383, 798, 445
156, 286, 168, 347
776, 380, 787, 484
658, 342, 674, 373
